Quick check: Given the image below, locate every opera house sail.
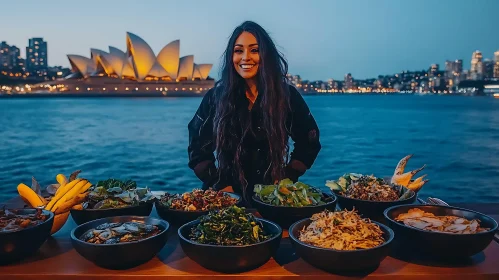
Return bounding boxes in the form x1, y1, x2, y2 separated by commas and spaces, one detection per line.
29, 32, 214, 96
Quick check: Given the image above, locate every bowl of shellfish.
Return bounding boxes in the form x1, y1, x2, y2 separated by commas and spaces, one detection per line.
70, 216, 169, 269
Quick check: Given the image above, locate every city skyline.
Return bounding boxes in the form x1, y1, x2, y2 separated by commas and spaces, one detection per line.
1, 0, 498, 81
1, 35, 497, 96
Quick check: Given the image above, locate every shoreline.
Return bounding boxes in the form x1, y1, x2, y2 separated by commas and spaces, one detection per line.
0, 92, 468, 98
0, 92, 205, 98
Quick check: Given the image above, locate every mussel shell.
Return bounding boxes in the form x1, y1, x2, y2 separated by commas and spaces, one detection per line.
83, 231, 95, 241
111, 226, 130, 236
93, 200, 105, 210
97, 229, 113, 240
123, 222, 139, 233
141, 224, 155, 233
104, 237, 120, 244
96, 222, 122, 230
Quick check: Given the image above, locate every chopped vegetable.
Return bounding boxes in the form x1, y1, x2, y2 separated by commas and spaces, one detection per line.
159, 189, 238, 211
254, 179, 328, 207
189, 206, 270, 246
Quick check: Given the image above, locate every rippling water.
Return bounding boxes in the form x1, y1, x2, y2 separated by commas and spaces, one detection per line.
1, 95, 499, 203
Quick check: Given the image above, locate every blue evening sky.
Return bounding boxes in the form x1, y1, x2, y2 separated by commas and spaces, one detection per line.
0, 0, 497, 81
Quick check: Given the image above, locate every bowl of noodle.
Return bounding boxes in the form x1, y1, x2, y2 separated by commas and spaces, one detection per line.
288, 209, 394, 272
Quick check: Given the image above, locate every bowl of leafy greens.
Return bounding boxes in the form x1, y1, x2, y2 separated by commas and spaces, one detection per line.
70, 179, 155, 225
178, 206, 282, 273
251, 178, 337, 228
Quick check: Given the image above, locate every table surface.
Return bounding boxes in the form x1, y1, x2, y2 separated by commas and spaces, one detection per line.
1, 197, 499, 279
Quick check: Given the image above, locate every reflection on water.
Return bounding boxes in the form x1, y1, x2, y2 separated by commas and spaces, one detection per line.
1, 95, 499, 203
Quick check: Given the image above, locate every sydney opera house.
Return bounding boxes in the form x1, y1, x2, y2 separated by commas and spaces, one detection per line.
29, 32, 214, 96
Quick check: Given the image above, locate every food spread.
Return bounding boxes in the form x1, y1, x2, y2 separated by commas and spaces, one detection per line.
298, 209, 385, 250
189, 206, 270, 246
326, 173, 412, 201
395, 208, 490, 234
254, 178, 327, 207
0, 208, 49, 233
326, 155, 429, 199
80, 221, 161, 244
159, 189, 238, 211
84, 179, 154, 210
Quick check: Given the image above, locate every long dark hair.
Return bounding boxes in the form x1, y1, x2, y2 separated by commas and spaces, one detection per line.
213, 21, 291, 198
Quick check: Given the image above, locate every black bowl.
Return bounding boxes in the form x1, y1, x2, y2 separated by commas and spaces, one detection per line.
0, 209, 54, 265
70, 202, 153, 225
178, 218, 282, 273
70, 215, 169, 269
155, 192, 241, 226
332, 187, 416, 223
289, 217, 394, 272
252, 192, 337, 228
384, 205, 498, 259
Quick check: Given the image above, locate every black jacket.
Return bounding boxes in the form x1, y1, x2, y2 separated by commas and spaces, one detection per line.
187, 84, 321, 201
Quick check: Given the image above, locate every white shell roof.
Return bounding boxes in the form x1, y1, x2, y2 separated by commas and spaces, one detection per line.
67, 33, 212, 81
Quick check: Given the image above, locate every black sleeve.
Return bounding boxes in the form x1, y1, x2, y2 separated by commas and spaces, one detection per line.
187, 88, 218, 189
287, 85, 321, 177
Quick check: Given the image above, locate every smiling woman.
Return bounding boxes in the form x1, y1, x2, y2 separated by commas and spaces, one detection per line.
187, 21, 321, 205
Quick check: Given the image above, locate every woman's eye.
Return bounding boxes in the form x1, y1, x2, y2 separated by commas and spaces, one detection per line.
251, 48, 259, 53
234, 49, 243, 53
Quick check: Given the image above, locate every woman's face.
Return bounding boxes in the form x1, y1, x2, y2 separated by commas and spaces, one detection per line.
233, 31, 260, 80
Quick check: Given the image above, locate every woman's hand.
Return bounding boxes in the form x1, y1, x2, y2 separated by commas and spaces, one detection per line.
220, 185, 234, 193
285, 160, 307, 182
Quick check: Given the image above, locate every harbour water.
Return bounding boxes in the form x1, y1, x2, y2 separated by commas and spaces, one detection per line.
1, 95, 498, 203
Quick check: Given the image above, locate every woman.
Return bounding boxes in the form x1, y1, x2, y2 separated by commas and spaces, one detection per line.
188, 21, 321, 204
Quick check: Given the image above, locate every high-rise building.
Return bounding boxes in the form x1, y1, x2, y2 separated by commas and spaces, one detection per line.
494, 50, 499, 79
470, 50, 483, 80
454, 59, 463, 75
26, 37, 48, 74
483, 59, 494, 79
429, 64, 439, 77
445, 61, 453, 79
344, 73, 353, 91
451, 59, 464, 91
0, 41, 10, 68
0, 41, 22, 69
327, 78, 337, 90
